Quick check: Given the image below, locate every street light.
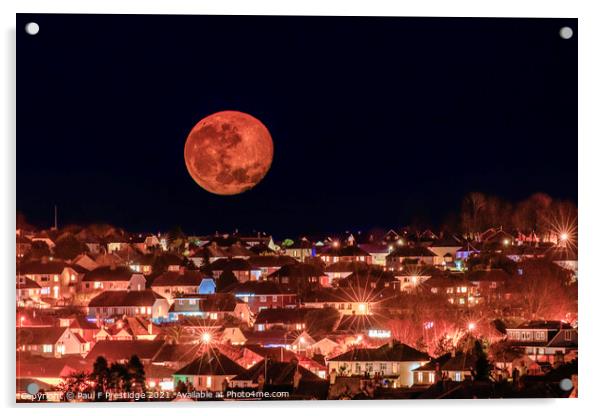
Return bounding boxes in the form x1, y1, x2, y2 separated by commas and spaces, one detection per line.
201, 332, 212, 344
467, 322, 476, 331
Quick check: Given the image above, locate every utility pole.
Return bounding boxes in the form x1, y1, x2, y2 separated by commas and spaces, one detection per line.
53, 205, 58, 230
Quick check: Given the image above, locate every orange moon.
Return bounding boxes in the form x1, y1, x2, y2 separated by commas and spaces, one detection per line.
184, 111, 274, 195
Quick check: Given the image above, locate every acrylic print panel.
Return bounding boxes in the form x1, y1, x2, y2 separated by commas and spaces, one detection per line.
16, 14, 577, 402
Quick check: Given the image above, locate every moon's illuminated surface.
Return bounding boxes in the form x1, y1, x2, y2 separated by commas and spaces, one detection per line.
184, 111, 274, 195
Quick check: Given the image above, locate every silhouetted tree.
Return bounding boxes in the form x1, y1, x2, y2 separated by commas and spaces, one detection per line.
217, 269, 238, 291
90, 356, 110, 400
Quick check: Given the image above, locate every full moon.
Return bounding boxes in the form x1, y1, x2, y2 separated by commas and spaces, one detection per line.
184, 111, 274, 195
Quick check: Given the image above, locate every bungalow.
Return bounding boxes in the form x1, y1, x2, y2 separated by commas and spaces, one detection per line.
81, 265, 146, 293
87, 290, 170, 322
327, 341, 430, 387
173, 351, 245, 392
151, 269, 213, 301
16, 327, 89, 357
386, 246, 438, 270
168, 293, 251, 326
227, 281, 297, 314
506, 320, 578, 364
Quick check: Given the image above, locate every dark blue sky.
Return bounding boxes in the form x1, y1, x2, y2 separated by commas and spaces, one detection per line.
17, 14, 577, 237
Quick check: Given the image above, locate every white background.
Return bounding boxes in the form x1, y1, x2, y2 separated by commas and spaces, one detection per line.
2, 0, 601, 415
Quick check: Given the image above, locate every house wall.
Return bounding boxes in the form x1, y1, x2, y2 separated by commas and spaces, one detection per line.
327, 360, 427, 387
173, 374, 233, 392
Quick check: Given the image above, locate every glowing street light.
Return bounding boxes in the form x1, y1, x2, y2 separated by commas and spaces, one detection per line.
560, 233, 569, 242
358, 303, 367, 314
201, 332, 212, 344
503, 239, 510, 246
467, 322, 476, 331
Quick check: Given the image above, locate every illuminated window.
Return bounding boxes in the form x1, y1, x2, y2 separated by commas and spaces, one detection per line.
206, 376, 212, 389
428, 373, 435, 383
417, 372, 423, 383
260, 296, 267, 302
42, 344, 53, 353
210, 312, 218, 320
146, 307, 152, 314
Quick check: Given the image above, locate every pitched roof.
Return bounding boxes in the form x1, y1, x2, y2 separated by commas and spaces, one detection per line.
151, 270, 207, 287
320, 245, 370, 257
232, 360, 322, 384
255, 308, 316, 324
386, 246, 437, 258
86, 340, 165, 362
226, 281, 295, 295
16, 277, 41, 289
466, 269, 512, 282
209, 258, 255, 271
267, 263, 324, 278
18, 259, 68, 275
328, 342, 430, 362
174, 351, 244, 376
17, 327, 68, 345
82, 265, 135, 282
248, 255, 298, 268
88, 290, 165, 307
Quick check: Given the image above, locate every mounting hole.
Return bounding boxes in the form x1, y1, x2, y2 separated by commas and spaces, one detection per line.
559, 26, 573, 40
25, 22, 40, 36
559, 378, 573, 391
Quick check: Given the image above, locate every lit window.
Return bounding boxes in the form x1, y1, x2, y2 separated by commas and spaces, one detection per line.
206, 376, 212, 389
417, 372, 423, 383
260, 296, 267, 302
428, 373, 435, 383
210, 312, 218, 320
42, 344, 53, 353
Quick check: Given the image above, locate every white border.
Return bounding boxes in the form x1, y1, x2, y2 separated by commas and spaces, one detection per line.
2, 1, 601, 415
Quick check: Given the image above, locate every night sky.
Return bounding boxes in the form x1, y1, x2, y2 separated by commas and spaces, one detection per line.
17, 14, 577, 237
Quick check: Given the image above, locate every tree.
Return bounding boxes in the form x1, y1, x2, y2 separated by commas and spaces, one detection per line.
54, 234, 88, 260
90, 356, 110, 400
472, 340, 493, 381
305, 307, 340, 336
59, 371, 92, 401
167, 226, 187, 253
127, 355, 146, 394
216, 269, 238, 291
433, 334, 454, 357
108, 362, 132, 393
461, 192, 487, 235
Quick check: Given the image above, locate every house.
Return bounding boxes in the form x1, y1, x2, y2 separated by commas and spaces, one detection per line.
229, 359, 325, 390
391, 265, 440, 292
282, 238, 314, 262
173, 351, 245, 392
17, 258, 84, 299
411, 352, 477, 384
308, 337, 341, 358
386, 246, 438, 270
323, 262, 368, 286
242, 329, 298, 349
150, 269, 212, 301
16, 277, 42, 307
87, 290, 170, 322
247, 255, 298, 278
94, 316, 158, 341
427, 237, 463, 267
16, 354, 91, 394
266, 263, 325, 294
423, 275, 479, 306
168, 293, 251, 326
16, 234, 32, 259
319, 244, 371, 265
16, 327, 89, 357
227, 281, 297, 314
358, 243, 390, 266
253, 308, 317, 332
466, 268, 512, 303
302, 288, 376, 316
81, 265, 146, 293
209, 258, 260, 282
327, 341, 430, 387
506, 320, 578, 364
66, 315, 101, 343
